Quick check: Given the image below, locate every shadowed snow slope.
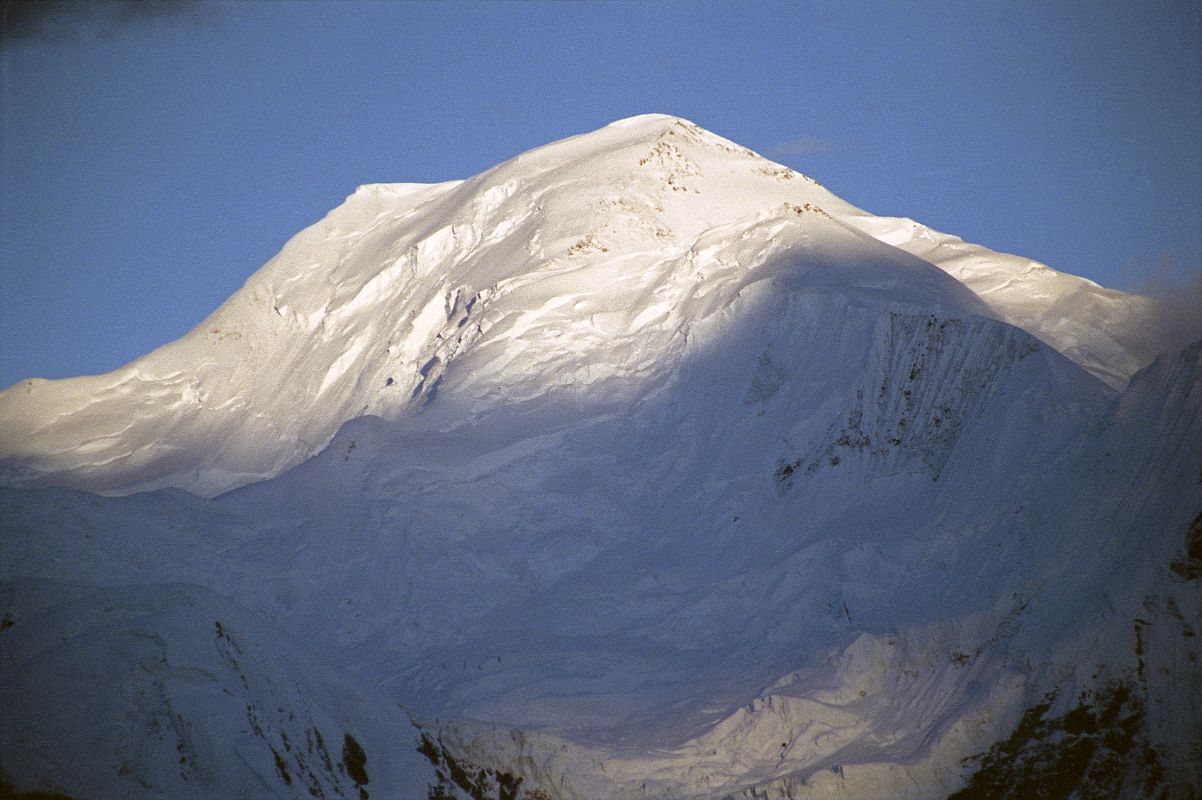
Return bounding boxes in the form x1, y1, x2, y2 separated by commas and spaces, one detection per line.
1, 116, 1199, 799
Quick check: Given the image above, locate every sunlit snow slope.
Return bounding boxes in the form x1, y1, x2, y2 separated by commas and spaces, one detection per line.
1, 116, 1199, 800
0, 114, 1188, 498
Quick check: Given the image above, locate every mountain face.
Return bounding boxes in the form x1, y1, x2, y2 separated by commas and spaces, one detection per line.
1, 115, 1198, 800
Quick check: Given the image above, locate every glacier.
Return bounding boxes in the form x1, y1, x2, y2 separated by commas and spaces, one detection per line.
0, 114, 1198, 799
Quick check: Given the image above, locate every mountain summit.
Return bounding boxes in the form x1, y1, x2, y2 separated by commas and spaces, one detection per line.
1, 117, 1199, 799
0, 115, 1185, 498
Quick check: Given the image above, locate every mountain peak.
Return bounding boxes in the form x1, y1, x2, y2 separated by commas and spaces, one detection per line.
0, 117, 1170, 497
607, 111, 688, 125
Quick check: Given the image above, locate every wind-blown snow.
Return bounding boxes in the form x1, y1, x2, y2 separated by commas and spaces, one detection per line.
1, 115, 1198, 799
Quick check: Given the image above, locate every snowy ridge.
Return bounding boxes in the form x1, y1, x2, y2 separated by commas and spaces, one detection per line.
1, 116, 1199, 799
2, 115, 866, 496
844, 214, 1200, 389
0, 114, 1174, 498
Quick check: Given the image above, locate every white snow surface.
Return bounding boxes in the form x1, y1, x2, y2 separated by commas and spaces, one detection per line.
1, 115, 1199, 799
0, 113, 1190, 498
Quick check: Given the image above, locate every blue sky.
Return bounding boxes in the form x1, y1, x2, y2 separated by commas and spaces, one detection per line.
2, 0, 1199, 389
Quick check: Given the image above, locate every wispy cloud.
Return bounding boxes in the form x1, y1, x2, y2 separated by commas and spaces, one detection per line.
767, 135, 835, 159
1, 0, 209, 48
1122, 250, 1202, 299
1121, 250, 1202, 354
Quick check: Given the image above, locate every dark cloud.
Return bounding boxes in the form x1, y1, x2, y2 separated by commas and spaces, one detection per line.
1, 0, 207, 48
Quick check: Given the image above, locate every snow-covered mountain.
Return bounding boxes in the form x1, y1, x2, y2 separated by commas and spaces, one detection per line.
1, 115, 1191, 499
1, 115, 1198, 799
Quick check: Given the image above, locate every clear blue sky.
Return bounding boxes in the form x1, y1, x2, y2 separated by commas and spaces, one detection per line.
2, 0, 1199, 389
